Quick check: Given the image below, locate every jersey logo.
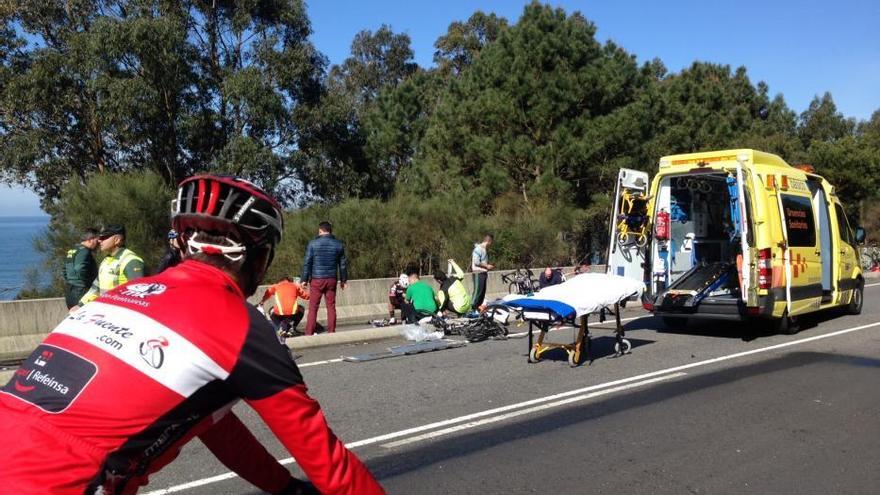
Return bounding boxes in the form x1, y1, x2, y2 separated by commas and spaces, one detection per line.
139, 337, 169, 369
121, 283, 167, 298
1, 344, 97, 413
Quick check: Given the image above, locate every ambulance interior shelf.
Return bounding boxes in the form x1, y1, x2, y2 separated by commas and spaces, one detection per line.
653, 173, 745, 310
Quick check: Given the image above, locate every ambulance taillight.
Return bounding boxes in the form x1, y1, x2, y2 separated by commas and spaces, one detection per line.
757, 248, 772, 290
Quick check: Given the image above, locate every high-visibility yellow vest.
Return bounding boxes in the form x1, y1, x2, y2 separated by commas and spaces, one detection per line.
80, 248, 144, 304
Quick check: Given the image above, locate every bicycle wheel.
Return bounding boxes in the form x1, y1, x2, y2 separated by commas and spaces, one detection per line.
508, 282, 519, 295
635, 231, 649, 247
462, 321, 488, 342
617, 230, 630, 246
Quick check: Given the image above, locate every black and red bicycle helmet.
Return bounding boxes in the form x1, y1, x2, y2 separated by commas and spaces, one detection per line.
172, 175, 284, 248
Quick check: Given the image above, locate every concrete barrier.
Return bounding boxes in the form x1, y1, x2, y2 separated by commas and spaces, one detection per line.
0, 298, 68, 362
0, 265, 596, 359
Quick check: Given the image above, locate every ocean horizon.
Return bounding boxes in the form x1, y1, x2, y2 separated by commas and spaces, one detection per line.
0, 215, 52, 300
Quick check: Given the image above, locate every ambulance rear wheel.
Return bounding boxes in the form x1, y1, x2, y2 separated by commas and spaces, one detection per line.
847, 283, 863, 315
774, 312, 799, 335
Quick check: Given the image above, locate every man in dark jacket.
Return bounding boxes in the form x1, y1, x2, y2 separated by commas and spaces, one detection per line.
538, 267, 564, 289
301, 221, 348, 334
63, 228, 99, 308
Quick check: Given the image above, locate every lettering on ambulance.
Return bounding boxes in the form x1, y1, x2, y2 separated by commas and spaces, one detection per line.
780, 194, 822, 308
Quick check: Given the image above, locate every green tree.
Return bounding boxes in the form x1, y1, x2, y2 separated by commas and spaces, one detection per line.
1, 0, 324, 206
433, 11, 508, 78
300, 25, 419, 200
26, 170, 174, 297
798, 92, 856, 147
410, 2, 648, 209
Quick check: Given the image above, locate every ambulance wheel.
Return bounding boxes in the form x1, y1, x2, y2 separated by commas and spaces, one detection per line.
529, 347, 540, 363
847, 283, 863, 315
774, 312, 799, 335
614, 339, 632, 355
661, 316, 687, 331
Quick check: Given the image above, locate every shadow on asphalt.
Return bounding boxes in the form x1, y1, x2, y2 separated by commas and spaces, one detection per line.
361, 350, 880, 482
631, 307, 856, 343
524, 335, 655, 364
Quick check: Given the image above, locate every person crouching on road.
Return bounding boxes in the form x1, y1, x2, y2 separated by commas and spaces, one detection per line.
434, 259, 472, 316
72, 224, 144, 311
63, 228, 99, 309
402, 271, 438, 324
259, 276, 311, 337
387, 273, 409, 324
538, 266, 564, 289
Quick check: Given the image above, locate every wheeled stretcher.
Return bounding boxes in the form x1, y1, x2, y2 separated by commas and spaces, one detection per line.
498, 273, 644, 367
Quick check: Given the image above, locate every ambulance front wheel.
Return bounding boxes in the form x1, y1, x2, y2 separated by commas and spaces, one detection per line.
847, 283, 863, 315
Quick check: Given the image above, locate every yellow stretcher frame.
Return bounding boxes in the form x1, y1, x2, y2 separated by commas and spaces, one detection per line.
526, 303, 632, 368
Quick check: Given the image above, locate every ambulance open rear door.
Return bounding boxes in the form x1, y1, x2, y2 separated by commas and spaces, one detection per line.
607, 169, 650, 291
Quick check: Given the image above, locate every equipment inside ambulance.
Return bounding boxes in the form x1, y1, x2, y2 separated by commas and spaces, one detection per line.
607, 150, 865, 334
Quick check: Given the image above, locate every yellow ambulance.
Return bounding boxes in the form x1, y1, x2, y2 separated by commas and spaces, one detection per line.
607, 149, 865, 333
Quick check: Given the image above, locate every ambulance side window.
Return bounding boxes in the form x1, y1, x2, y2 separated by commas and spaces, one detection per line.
781, 195, 816, 247
834, 204, 854, 246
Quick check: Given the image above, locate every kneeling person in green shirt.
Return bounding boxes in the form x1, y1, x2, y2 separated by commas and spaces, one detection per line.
403, 271, 437, 323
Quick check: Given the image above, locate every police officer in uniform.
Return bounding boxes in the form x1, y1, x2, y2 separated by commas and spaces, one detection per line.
62, 228, 99, 308
72, 224, 145, 310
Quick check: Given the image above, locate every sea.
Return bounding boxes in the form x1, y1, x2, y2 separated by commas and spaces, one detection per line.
0, 216, 51, 301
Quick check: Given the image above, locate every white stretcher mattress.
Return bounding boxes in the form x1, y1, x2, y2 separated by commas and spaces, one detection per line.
502, 273, 644, 320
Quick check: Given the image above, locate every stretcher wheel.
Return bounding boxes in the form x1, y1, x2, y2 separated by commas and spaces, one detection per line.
568, 351, 579, 367
529, 346, 540, 363
614, 339, 632, 355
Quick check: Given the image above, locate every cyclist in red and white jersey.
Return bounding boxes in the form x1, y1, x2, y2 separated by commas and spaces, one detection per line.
0, 175, 385, 495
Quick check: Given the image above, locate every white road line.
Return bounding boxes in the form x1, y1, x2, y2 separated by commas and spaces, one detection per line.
865, 282, 880, 288
144, 319, 880, 495
297, 358, 343, 368
381, 372, 688, 449
507, 314, 646, 338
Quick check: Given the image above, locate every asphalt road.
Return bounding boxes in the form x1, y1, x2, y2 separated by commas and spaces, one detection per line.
142, 283, 880, 494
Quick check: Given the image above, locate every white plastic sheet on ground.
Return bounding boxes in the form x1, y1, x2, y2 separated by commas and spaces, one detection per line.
400, 323, 444, 342
503, 272, 644, 318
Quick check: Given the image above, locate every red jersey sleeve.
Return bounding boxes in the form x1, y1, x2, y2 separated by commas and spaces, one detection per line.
199, 411, 292, 494
249, 386, 385, 495
226, 306, 384, 495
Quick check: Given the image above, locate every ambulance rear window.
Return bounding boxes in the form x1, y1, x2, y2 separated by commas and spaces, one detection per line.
781, 194, 816, 247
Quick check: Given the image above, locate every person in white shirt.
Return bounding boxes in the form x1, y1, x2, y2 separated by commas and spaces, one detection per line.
470, 233, 494, 309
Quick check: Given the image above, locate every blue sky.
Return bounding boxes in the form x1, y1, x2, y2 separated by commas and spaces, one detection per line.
2, 0, 878, 216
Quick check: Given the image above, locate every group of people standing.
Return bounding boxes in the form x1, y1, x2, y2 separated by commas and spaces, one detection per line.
63, 224, 145, 310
